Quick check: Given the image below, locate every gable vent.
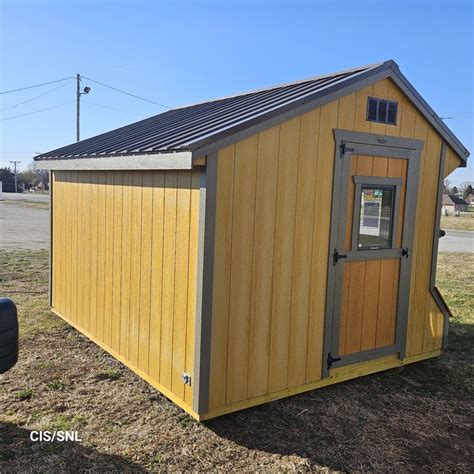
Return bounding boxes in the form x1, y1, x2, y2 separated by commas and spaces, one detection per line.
367, 97, 398, 125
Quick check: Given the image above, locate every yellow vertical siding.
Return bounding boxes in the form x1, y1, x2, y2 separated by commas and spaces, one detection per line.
51, 169, 201, 415
208, 77, 463, 415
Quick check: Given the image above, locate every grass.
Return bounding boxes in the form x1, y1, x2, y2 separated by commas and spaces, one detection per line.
45, 379, 66, 391
17, 388, 33, 401
96, 369, 122, 381
440, 211, 474, 231
1, 200, 49, 210
0, 249, 472, 471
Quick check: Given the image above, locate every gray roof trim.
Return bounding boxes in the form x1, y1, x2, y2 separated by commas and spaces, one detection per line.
190, 61, 469, 165
386, 62, 469, 165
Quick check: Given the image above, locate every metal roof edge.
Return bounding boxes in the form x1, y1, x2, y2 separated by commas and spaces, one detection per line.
33, 147, 189, 161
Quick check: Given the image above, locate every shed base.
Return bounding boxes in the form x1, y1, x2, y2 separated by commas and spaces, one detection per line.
51, 307, 440, 421
200, 350, 441, 420
51, 308, 200, 420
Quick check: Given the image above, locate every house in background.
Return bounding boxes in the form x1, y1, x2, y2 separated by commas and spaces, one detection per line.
441, 194, 468, 215
464, 191, 474, 207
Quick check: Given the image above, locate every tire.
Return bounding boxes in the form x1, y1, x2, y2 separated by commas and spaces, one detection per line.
0, 298, 17, 332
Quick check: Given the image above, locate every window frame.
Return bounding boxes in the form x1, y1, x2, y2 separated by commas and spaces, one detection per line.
366, 97, 398, 125
351, 176, 402, 252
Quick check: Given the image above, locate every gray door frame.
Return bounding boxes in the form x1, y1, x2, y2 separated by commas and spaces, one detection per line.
322, 129, 423, 378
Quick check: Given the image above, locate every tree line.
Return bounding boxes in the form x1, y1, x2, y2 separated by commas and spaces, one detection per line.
0, 161, 49, 193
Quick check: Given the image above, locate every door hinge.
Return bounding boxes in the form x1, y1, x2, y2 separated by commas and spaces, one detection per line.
327, 352, 341, 369
182, 372, 192, 386
341, 143, 355, 156
402, 247, 410, 258
333, 248, 348, 265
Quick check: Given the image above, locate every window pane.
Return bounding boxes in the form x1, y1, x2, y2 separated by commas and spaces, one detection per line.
377, 100, 388, 122
367, 98, 377, 120
357, 187, 394, 250
387, 101, 397, 124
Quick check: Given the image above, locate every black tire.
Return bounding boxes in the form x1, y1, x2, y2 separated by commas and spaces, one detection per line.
0, 298, 17, 332
0, 338, 17, 358
0, 327, 17, 348
0, 352, 18, 375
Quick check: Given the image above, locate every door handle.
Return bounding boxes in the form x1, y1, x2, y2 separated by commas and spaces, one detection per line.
402, 248, 410, 258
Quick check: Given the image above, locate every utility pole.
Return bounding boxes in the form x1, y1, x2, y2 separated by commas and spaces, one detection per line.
76, 73, 80, 142
76, 74, 91, 142
9, 160, 20, 193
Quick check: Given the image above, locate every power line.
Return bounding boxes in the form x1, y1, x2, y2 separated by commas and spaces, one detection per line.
0, 76, 74, 95
82, 99, 145, 117
0, 80, 74, 111
0, 101, 74, 121
81, 75, 171, 109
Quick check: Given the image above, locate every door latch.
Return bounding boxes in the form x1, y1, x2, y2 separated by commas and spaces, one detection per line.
327, 353, 341, 369
402, 248, 410, 258
333, 248, 348, 265
182, 372, 192, 386
340, 143, 355, 155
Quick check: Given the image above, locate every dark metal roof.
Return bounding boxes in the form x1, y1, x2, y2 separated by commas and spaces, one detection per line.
35, 60, 469, 164
443, 194, 468, 206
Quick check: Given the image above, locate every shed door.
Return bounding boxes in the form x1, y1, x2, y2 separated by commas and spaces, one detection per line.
323, 130, 422, 375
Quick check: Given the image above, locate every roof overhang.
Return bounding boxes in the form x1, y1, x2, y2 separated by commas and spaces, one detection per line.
35, 151, 193, 170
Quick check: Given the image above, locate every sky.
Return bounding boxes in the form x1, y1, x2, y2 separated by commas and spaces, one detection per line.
0, 0, 472, 183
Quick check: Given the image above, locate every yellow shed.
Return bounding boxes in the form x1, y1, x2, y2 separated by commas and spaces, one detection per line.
35, 60, 469, 420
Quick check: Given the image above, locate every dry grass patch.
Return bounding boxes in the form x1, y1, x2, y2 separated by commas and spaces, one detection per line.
0, 250, 472, 471
440, 211, 474, 231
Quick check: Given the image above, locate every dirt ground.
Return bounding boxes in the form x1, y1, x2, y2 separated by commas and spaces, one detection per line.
0, 250, 472, 471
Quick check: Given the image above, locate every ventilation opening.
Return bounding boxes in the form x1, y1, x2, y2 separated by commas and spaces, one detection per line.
367, 97, 398, 125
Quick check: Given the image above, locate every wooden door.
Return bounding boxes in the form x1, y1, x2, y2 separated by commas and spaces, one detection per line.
324, 129, 423, 375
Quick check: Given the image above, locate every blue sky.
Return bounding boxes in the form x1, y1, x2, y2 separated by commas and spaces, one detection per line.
1, 0, 472, 183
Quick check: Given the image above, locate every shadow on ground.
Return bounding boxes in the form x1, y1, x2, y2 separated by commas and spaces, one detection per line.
0, 423, 146, 472
206, 324, 473, 471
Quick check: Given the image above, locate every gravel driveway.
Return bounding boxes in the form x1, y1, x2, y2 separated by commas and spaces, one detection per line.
0, 200, 49, 250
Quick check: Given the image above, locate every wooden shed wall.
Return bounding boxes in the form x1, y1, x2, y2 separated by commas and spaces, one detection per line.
51, 169, 201, 415
207, 77, 462, 416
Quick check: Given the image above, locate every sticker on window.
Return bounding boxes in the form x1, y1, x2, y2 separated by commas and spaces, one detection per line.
358, 187, 394, 250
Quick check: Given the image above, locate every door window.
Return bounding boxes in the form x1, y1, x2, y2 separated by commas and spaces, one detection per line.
357, 186, 395, 250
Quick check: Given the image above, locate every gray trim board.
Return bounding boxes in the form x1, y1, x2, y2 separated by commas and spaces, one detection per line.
429, 141, 452, 349
35, 152, 193, 171
334, 129, 424, 150
387, 63, 468, 165
322, 129, 422, 376
48, 171, 53, 307
192, 153, 218, 415
331, 344, 399, 368
346, 249, 404, 262
353, 176, 403, 185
